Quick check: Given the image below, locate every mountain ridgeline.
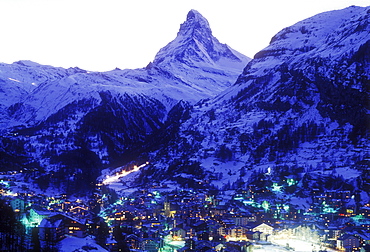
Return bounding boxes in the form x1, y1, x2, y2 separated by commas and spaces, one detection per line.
136, 6, 369, 201
0, 10, 249, 193
0, 7, 369, 196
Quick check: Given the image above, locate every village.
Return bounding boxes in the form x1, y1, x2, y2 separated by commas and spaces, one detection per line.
1, 167, 370, 252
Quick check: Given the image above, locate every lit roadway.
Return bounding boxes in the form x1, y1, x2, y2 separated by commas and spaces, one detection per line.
102, 162, 148, 185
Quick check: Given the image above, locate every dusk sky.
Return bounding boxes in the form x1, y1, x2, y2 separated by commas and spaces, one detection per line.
0, 0, 368, 71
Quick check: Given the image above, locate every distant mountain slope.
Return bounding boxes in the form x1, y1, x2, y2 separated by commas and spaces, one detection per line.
1, 10, 249, 129
0, 10, 249, 193
0, 60, 78, 128
116, 9, 250, 106
139, 6, 369, 199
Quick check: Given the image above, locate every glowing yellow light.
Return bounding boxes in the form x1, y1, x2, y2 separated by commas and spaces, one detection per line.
102, 162, 148, 185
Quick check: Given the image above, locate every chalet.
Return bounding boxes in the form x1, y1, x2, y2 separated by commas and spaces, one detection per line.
217, 225, 227, 238
230, 213, 256, 226
215, 243, 226, 251
38, 213, 87, 241
249, 223, 273, 242
229, 225, 248, 239
273, 225, 294, 240
337, 234, 360, 251
208, 222, 223, 239
220, 218, 236, 229
64, 215, 86, 238
210, 204, 228, 216
170, 227, 187, 240
69, 206, 90, 217
193, 220, 208, 233
10, 198, 25, 213
197, 230, 210, 241
185, 238, 196, 250
106, 235, 118, 252
125, 234, 141, 250
251, 223, 274, 235
141, 237, 163, 252
39, 217, 65, 242
29, 206, 55, 227
226, 241, 253, 252
246, 230, 261, 241
144, 228, 162, 239
320, 224, 341, 240
306, 224, 341, 248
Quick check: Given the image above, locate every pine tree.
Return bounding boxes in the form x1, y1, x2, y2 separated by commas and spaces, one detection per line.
0, 199, 26, 251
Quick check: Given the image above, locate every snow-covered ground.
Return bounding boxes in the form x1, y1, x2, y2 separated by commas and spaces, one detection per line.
255, 239, 337, 252
59, 236, 107, 252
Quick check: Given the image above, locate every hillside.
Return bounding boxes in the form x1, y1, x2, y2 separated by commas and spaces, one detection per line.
0, 10, 249, 193
134, 6, 370, 207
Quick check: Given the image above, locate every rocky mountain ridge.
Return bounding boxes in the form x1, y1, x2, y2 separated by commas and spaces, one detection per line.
0, 10, 249, 193
0, 6, 369, 200
133, 6, 369, 206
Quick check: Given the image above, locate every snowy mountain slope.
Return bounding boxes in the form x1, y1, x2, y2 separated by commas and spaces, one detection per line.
0, 61, 78, 127
152, 9, 249, 90
1, 10, 249, 129
137, 6, 370, 202
230, 5, 369, 138
112, 9, 250, 106
0, 10, 249, 193
221, 5, 369, 101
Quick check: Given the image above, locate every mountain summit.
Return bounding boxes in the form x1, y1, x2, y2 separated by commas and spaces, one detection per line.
153, 10, 248, 67
178, 9, 212, 39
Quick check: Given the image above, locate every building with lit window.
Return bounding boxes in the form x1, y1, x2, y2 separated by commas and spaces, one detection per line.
337, 234, 360, 251
64, 216, 86, 238
251, 223, 274, 235
141, 237, 163, 252
10, 198, 25, 213
29, 206, 54, 227
250, 223, 274, 241
39, 217, 65, 242
38, 214, 86, 241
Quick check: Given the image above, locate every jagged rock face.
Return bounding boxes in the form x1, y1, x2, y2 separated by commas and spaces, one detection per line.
0, 10, 249, 193
1, 10, 249, 130
154, 9, 244, 66
146, 9, 250, 101
142, 6, 369, 191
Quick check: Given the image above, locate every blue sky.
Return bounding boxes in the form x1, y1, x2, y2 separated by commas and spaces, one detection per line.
0, 0, 368, 71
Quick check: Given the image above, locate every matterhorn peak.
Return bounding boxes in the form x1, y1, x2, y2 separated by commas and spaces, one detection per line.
178, 9, 212, 37
186, 9, 203, 20
153, 9, 249, 67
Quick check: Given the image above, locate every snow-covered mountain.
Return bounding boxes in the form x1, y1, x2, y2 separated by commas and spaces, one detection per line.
1, 6, 369, 200
115, 9, 250, 107
0, 60, 76, 127
0, 10, 249, 193
152, 9, 248, 95
1, 10, 249, 128
136, 6, 369, 203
